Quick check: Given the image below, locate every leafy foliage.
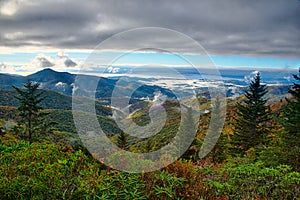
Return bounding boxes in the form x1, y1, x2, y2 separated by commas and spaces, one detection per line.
209, 160, 300, 199
0, 135, 196, 199
0, 134, 102, 199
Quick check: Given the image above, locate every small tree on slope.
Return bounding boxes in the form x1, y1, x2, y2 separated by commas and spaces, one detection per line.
13, 80, 49, 143
117, 131, 129, 151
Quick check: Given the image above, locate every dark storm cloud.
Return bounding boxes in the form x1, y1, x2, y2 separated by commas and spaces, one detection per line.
0, 0, 299, 58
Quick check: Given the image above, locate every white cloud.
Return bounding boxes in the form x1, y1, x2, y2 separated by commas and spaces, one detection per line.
106, 66, 119, 73
55, 81, 66, 87
283, 76, 291, 82
244, 70, 260, 83
30, 54, 54, 68
55, 82, 68, 91
0, 62, 18, 74
152, 90, 167, 106
55, 52, 77, 67
4, 31, 24, 40
18, 52, 79, 74
253, 70, 259, 75
0, 0, 20, 16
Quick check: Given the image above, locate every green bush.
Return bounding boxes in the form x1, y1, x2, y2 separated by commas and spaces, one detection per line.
1, 134, 299, 199
0, 135, 189, 199
207, 161, 300, 199
0, 135, 101, 199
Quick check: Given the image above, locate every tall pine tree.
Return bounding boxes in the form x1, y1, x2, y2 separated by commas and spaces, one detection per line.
231, 72, 271, 155
282, 69, 300, 170
284, 70, 300, 134
13, 80, 49, 143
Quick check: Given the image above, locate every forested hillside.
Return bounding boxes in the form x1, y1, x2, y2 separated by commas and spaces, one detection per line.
0, 72, 299, 199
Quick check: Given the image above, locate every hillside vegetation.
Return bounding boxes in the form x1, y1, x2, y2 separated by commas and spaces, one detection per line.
0, 72, 300, 199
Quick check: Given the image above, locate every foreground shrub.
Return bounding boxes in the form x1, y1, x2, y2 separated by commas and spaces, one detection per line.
0, 135, 191, 199
0, 134, 101, 199
208, 160, 300, 199
1, 135, 299, 199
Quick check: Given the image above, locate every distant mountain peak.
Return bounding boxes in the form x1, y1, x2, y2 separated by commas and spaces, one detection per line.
41, 68, 56, 72
26, 68, 75, 92
32, 68, 62, 75
28, 68, 73, 78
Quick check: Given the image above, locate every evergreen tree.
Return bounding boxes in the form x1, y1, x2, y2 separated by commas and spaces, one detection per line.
282, 69, 300, 170
145, 139, 153, 152
13, 80, 49, 143
284, 71, 300, 134
231, 72, 271, 155
117, 131, 129, 150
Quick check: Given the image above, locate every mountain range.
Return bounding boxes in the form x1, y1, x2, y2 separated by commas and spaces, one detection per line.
0, 68, 175, 100
0, 68, 293, 102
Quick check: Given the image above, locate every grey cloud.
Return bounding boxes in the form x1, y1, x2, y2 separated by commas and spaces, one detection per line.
64, 58, 77, 67
0, 0, 299, 58
56, 53, 77, 67
33, 56, 54, 68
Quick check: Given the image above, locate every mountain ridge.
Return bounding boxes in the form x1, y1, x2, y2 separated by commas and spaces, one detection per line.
0, 68, 175, 99
0, 68, 292, 100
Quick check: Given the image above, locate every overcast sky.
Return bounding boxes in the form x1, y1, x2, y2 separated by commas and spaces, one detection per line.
1, 0, 300, 57
0, 0, 299, 74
